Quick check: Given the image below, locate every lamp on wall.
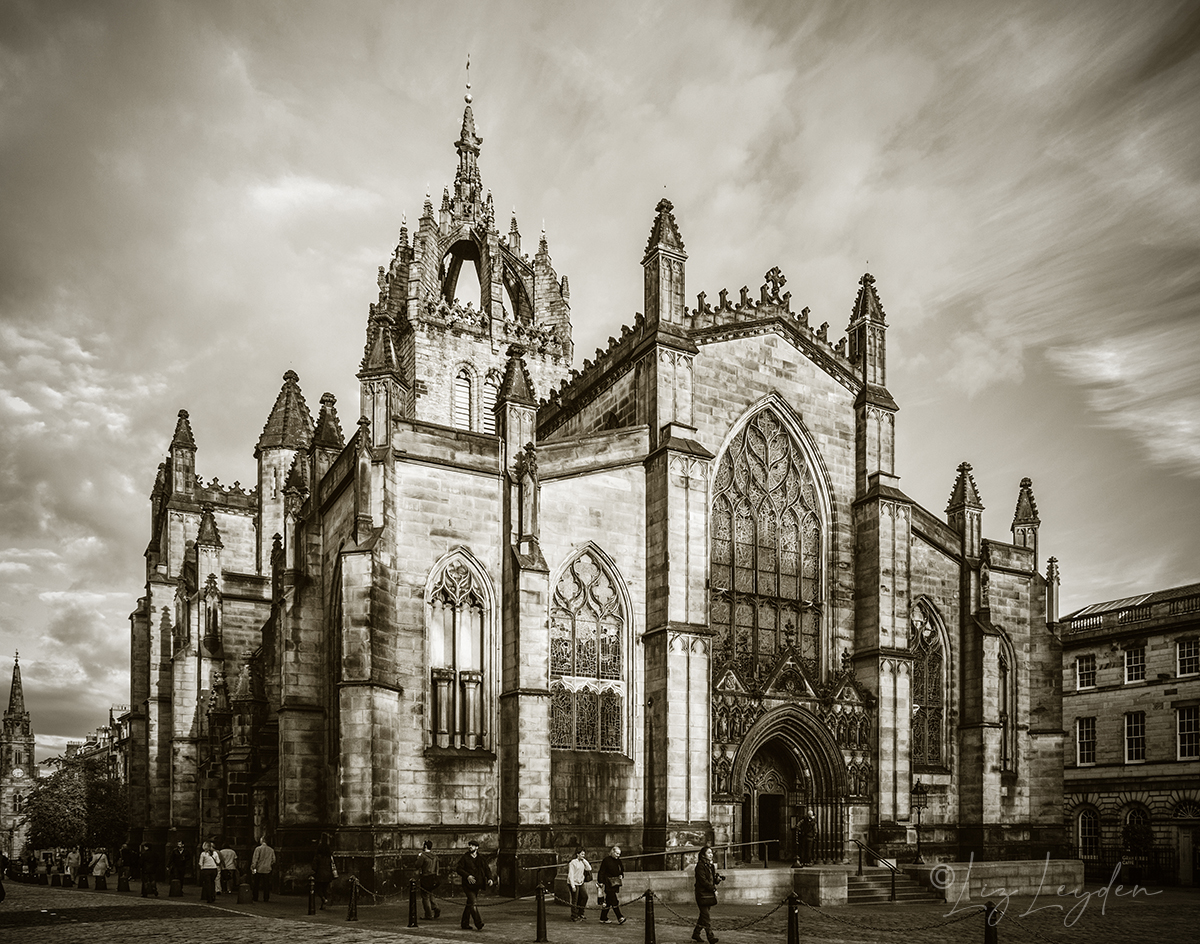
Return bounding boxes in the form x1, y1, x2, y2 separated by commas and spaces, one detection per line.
911, 779, 928, 864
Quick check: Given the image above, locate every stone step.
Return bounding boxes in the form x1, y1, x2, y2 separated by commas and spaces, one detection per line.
846, 870, 940, 905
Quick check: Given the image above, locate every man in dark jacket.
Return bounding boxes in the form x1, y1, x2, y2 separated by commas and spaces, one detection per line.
418, 839, 441, 919
455, 839, 492, 931
597, 845, 626, 925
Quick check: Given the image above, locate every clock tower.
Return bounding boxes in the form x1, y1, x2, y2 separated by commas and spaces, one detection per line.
1, 652, 35, 857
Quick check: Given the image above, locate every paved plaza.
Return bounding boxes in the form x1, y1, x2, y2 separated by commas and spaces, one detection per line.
1, 877, 1198, 943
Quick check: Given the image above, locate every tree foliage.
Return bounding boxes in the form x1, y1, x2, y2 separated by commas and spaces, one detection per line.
22, 759, 129, 851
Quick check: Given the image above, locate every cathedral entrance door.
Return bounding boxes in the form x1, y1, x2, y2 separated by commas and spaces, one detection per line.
757, 794, 783, 861
733, 705, 847, 864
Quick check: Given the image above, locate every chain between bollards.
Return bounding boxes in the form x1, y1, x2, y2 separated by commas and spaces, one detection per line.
536, 882, 549, 942
787, 891, 800, 944
983, 900, 998, 944
307, 875, 316, 915
346, 876, 359, 921
644, 888, 656, 944
408, 878, 419, 928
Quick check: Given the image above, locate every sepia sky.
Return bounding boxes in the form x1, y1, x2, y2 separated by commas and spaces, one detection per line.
2, 0, 1198, 760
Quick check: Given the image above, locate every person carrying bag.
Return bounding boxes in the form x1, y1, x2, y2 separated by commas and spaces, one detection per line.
692, 845, 723, 944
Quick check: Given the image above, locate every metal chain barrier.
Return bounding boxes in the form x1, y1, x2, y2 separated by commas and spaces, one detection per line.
645, 889, 793, 932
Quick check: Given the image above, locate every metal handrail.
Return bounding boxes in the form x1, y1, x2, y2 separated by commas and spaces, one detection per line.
520, 839, 779, 873
849, 838, 897, 902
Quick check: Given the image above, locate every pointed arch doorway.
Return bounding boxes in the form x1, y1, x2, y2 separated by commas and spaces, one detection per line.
733, 706, 846, 864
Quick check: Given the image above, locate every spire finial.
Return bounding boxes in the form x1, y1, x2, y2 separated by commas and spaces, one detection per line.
465, 54, 472, 104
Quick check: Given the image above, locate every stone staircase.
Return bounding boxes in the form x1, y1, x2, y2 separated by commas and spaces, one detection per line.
846, 867, 941, 905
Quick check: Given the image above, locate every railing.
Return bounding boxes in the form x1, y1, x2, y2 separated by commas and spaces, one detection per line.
519, 839, 780, 875
849, 838, 897, 901
1067, 843, 1179, 885
1118, 606, 1153, 624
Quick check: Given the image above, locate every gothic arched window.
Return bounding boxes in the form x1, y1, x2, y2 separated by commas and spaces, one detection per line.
710, 409, 823, 680
550, 550, 626, 752
481, 373, 499, 435
453, 368, 473, 430
427, 557, 489, 750
910, 601, 946, 769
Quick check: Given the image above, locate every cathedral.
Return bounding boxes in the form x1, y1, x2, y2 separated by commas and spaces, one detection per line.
126, 91, 1066, 893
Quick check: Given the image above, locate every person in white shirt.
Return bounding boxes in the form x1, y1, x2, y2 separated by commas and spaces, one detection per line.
566, 848, 593, 922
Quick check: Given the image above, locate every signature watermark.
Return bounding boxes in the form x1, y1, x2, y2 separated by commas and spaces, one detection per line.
931, 853, 1161, 927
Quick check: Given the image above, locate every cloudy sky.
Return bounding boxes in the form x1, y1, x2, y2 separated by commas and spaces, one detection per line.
2, 0, 1198, 760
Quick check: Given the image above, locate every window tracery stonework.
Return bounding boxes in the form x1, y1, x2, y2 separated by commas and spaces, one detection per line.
910, 602, 945, 768
711, 409, 823, 688
550, 551, 625, 752
427, 560, 486, 750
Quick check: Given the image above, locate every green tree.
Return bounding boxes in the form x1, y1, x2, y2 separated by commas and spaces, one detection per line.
22, 759, 129, 851
23, 764, 87, 849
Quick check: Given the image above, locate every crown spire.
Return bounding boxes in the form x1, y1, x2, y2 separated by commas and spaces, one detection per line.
257, 371, 314, 456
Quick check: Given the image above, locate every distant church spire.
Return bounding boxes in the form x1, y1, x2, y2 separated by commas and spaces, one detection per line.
6, 652, 24, 716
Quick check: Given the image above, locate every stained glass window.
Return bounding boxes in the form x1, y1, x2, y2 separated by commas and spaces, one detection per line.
427, 560, 487, 749
710, 409, 823, 681
910, 603, 945, 768
549, 550, 626, 752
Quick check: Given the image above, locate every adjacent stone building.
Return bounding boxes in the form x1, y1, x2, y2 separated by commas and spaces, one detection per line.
126, 92, 1066, 893
1, 654, 35, 857
1061, 582, 1200, 885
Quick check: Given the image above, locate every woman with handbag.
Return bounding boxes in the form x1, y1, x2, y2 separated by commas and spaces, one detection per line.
692, 845, 723, 944
89, 848, 110, 891
198, 841, 220, 902
597, 845, 626, 925
566, 848, 592, 922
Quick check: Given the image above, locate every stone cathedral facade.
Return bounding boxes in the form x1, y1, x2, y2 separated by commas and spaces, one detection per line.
126, 96, 1066, 892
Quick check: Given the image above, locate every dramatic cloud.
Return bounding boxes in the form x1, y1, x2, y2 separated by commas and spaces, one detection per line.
1, 0, 1197, 760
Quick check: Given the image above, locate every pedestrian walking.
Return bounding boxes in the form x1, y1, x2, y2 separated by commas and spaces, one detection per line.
455, 839, 492, 931
417, 839, 440, 919
89, 848, 110, 891
169, 841, 188, 885
311, 837, 337, 910
198, 840, 220, 902
218, 839, 238, 894
140, 842, 159, 897
250, 836, 275, 902
597, 845, 626, 925
65, 848, 80, 886
692, 845, 723, 944
567, 847, 592, 922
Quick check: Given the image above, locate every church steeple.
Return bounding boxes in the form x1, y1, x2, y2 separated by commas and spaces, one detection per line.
6, 652, 25, 716
642, 198, 687, 327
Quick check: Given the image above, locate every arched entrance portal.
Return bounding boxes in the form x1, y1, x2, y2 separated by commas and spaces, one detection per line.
733, 705, 846, 863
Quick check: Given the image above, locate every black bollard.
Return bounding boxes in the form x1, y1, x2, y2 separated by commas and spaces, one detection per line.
51, 873, 62, 887
984, 900, 999, 944
787, 891, 800, 944
408, 878, 419, 928
346, 877, 359, 921
308, 874, 317, 915
644, 890, 656, 944
118, 872, 130, 892
169, 877, 183, 896
78, 874, 89, 889
536, 883, 548, 943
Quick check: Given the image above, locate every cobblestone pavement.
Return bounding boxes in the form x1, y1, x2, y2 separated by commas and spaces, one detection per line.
1, 878, 1198, 943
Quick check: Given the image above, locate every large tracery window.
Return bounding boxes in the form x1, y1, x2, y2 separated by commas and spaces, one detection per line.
910, 602, 946, 769
428, 559, 488, 750
550, 550, 625, 752
710, 409, 823, 680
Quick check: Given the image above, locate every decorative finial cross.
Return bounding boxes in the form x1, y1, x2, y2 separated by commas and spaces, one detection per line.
465, 54, 472, 103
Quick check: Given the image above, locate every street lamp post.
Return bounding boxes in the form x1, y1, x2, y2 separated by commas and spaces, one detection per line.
911, 779, 928, 864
